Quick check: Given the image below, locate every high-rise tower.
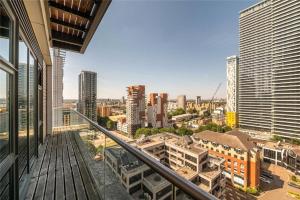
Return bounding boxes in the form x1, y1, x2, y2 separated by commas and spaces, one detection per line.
226, 55, 239, 128
52, 49, 66, 126
78, 71, 97, 122
126, 85, 145, 137
239, 0, 300, 138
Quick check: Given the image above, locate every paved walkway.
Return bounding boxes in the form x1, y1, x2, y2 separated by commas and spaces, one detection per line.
25, 131, 99, 200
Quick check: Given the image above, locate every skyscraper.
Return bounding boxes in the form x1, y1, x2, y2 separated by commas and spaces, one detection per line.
78, 71, 97, 122
147, 93, 169, 128
177, 95, 186, 111
126, 85, 145, 137
226, 55, 239, 128
239, 0, 300, 139
52, 49, 66, 126
239, 0, 273, 133
196, 96, 202, 105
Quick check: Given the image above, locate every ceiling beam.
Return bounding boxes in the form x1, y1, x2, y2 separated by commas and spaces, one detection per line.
52, 40, 81, 52
51, 30, 83, 46
48, 1, 90, 20
50, 18, 87, 32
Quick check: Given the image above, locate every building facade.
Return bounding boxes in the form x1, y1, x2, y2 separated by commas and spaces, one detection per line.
78, 71, 97, 122
193, 130, 260, 189
97, 105, 112, 117
106, 133, 226, 199
52, 48, 66, 126
226, 55, 239, 128
126, 85, 146, 137
177, 95, 187, 111
239, 1, 273, 133
239, 0, 300, 139
147, 93, 169, 128
196, 96, 202, 105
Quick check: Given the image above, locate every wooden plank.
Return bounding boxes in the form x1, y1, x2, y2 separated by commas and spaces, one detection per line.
55, 133, 65, 200
40, 136, 53, 176
44, 134, 58, 200
62, 132, 76, 200
25, 138, 49, 200
67, 131, 87, 200
70, 132, 99, 200
33, 174, 47, 200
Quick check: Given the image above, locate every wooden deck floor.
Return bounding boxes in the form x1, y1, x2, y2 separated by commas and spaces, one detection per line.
25, 131, 100, 200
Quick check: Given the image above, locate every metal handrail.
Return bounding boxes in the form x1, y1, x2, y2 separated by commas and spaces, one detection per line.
74, 110, 217, 200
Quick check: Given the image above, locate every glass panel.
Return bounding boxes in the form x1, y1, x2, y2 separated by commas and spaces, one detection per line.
0, 3, 11, 61
18, 36, 28, 181
0, 172, 10, 200
0, 69, 9, 162
28, 53, 35, 162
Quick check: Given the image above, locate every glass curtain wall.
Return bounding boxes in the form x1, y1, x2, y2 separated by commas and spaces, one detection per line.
0, 2, 13, 199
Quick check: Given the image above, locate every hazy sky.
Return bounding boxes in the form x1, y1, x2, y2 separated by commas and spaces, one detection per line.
63, 0, 258, 100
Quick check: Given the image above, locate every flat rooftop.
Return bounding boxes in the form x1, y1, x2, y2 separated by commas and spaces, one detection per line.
175, 167, 198, 181
144, 173, 170, 187
199, 166, 221, 180
136, 133, 207, 155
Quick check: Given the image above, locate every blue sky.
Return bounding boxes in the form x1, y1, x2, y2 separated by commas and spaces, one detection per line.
63, 0, 258, 100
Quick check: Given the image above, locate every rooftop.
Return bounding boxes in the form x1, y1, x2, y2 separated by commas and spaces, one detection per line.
175, 167, 198, 181
193, 130, 255, 151
143, 172, 171, 187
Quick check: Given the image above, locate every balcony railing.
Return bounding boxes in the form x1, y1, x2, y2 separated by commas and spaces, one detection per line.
51, 108, 217, 200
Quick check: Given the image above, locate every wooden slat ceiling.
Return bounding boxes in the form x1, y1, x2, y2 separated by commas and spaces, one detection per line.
48, 0, 111, 53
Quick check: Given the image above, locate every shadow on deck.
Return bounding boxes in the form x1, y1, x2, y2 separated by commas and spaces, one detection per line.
25, 131, 99, 200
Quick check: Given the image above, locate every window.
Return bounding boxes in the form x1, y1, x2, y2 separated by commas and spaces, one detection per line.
129, 173, 141, 185
241, 157, 244, 160
228, 153, 231, 156
234, 155, 237, 158
0, 4, 11, 61
28, 53, 35, 161
18, 36, 28, 181
0, 69, 9, 162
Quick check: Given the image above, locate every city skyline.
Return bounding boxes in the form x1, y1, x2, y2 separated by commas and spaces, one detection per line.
62, 0, 257, 100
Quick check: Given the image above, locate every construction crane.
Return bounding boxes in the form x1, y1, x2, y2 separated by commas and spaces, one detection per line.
209, 82, 222, 115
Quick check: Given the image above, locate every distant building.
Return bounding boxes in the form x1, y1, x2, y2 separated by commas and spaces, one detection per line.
52, 49, 66, 126
212, 107, 225, 126
167, 101, 177, 112
97, 105, 112, 117
177, 95, 186, 111
117, 117, 128, 133
147, 93, 169, 128
78, 71, 97, 121
196, 96, 201, 105
239, 0, 300, 139
262, 141, 300, 174
226, 55, 238, 128
193, 130, 260, 189
126, 85, 145, 137
172, 113, 196, 122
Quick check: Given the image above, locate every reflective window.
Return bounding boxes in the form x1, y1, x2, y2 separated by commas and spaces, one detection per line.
0, 3, 11, 61
0, 69, 9, 162
0, 172, 10, 199
18, 36, 28, 180
29, 53, 35, 160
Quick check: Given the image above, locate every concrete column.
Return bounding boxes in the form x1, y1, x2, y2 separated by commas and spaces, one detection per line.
45, 64, 52, 136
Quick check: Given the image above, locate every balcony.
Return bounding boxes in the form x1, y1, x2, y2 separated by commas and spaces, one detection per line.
24, 108, 217, 200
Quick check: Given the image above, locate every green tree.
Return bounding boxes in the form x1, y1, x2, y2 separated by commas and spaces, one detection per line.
106, 120, 116, 130
176, 127, 193, 136
135, 128, 152, 138
97, 116, 109, 127
168, 108, 186, 118
159, 127, 176, 133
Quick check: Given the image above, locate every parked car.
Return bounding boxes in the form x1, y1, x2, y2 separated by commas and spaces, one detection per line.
260, 176, 271, 184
